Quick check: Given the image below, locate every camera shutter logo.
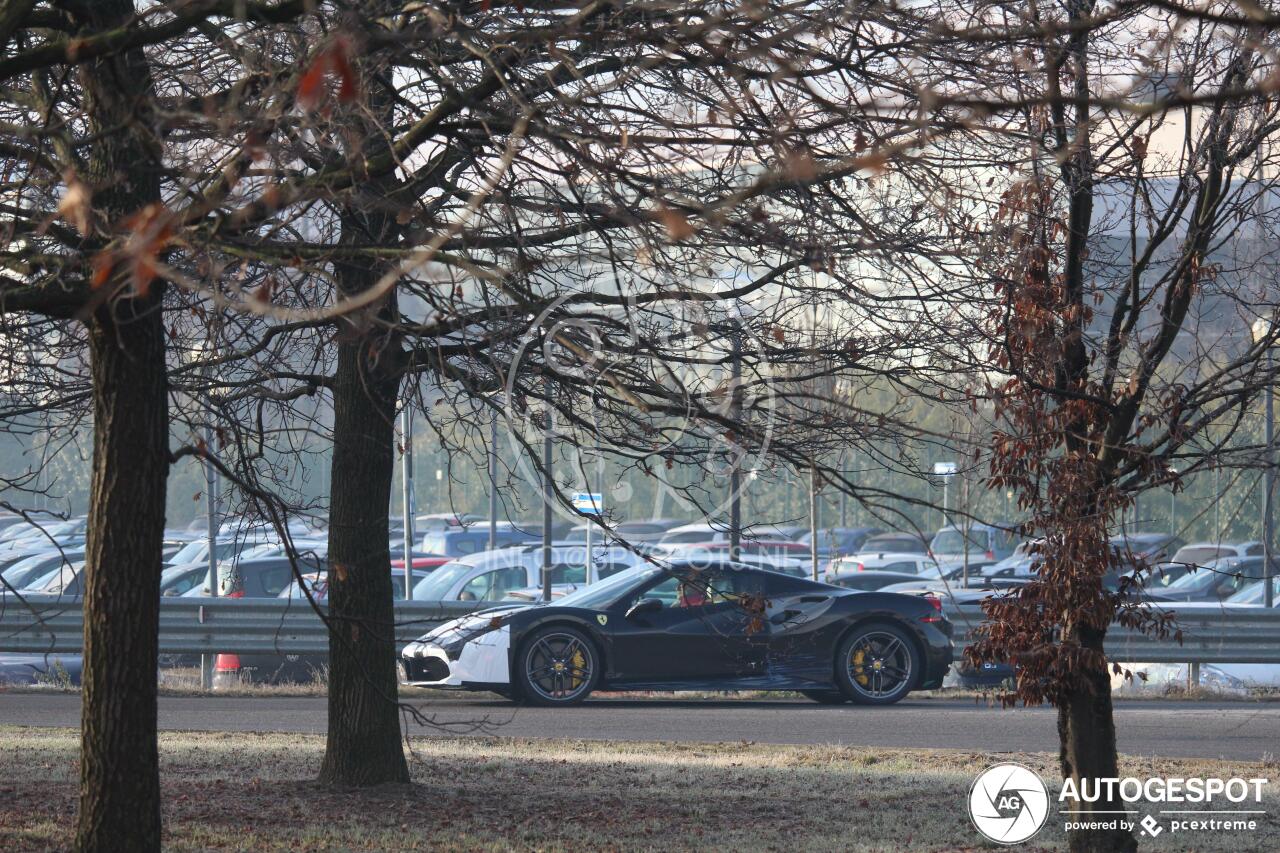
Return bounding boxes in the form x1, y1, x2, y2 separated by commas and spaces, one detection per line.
969, 763, 1050, 844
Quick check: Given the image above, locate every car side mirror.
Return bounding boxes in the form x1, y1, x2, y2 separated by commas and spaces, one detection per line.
625, 597, 662, 619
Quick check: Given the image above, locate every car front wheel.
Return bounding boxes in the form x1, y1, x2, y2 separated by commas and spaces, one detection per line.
835, 622, 920, 705
515, 627, 599, 706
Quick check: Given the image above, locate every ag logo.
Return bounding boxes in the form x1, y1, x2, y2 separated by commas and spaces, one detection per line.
969, 763, 1050, 844
596, 614, 608, 625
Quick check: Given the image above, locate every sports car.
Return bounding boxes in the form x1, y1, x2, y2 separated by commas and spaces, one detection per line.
399, 560, 953, 706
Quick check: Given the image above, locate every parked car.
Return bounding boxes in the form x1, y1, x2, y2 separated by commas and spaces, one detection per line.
1110, 533, 1184, 564
1169, 541, 1264, 566
1142, 561, 1198, 590
656, 541, 810, 562
279, 568, 434, 601
562, 519, 682, 544
415, 512, 487, 532
419, 527, 538, 558
1225, 576, 1280, 606
237, 540, 328, 561
859, 532, 929, 554
400, 561, 953, 705
23, 561, 87, 595
879, 578, 1030, 599
827, 570, 921, 591
0, 517, 87, 551
1158, 556, 1275, 602
391, 552, 455, 571
800, 527, 883, 560
166, 533, 276, 568
929, 522, 1018, 562
658, 523, 793, 546
825, 552, 936, 580
410, 545, 646, 603
160, 564, 212, 597
1, 548, 85, 591
183, 554, 325, 598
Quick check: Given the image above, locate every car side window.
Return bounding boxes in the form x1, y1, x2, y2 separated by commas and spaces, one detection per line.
461, 566, 525, 601
883, 561, 915, 573
548, 563, 586, 585
260, 565, 294, 597
643, 574, 684, 607
169, 573, 202, 596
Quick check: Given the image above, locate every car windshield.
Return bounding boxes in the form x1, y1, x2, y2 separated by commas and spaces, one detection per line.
411, 561, 472, 600
3, 552, 55, 577
555, 566, 662, 609
169, 540, 207, 564
30, 564, 80, 592
1166, 561, 1245, 593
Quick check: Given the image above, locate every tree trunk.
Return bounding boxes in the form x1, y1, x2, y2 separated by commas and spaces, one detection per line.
318, 313, 410, 785
1058, 625, 1137, 853
318, 80, 409, 783
77, 301, 169, 852
73, 2, 169, 850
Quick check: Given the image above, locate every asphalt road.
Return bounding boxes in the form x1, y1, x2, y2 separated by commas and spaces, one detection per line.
1, 693, 1278, 760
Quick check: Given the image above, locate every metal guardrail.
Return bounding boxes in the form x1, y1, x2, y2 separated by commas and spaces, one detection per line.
0, 596, 1276, 666
0, 595, 483, 656
944, 604, 1280, 665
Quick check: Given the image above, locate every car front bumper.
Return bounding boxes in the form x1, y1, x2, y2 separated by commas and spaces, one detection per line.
399, 624, 511, 688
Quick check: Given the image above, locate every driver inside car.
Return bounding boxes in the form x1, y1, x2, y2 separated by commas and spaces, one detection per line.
676, 578, 709, 607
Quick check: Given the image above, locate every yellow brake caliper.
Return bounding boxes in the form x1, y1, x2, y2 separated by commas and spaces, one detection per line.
570, 649, 586, 690
852, 648, 869, 686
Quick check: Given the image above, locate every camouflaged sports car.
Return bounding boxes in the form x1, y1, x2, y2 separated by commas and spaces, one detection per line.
399, 560, 953, 706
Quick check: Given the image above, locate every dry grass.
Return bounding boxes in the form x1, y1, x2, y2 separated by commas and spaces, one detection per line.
1, 727, 1277, 851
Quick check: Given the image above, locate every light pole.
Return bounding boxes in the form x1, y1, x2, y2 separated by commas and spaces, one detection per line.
809, 462, 819, 581
542, 375, 554, 602
1267, 347, 1275, 609
488, 402, 499, 551
1253, 318, 1276, 609
933, 462, 957, 531
187, 342, 219, 690
400, 405, 415, 599
728, 319, 743, 562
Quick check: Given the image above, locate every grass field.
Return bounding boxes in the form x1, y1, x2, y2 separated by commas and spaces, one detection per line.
1, 726, 1277, 851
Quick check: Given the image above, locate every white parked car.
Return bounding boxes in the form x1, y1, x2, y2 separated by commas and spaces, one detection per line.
824, 552, 937, 581
410, 544, 645, 603
1169, 541, 1264, 567
658, 522, 792, 545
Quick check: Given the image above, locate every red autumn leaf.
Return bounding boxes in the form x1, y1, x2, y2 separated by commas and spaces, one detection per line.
90, 253, 115, 289
297, 38, 358, 111
119, 204, 175, 296
297, 56, 329, 110
658, 207, 695, 241
330, 42, 358, 103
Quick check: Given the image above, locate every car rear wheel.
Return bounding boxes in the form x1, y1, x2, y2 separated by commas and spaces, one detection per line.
800, 689, 850, 705
515, 627, 598, 706
835, 622, 919, 705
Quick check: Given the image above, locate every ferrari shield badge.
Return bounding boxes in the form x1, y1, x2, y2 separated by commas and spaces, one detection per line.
596, 614, 608, 625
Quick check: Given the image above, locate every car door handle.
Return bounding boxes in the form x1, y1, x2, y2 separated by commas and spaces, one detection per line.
798, 595, 829, 603
770, 609, 801, 624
